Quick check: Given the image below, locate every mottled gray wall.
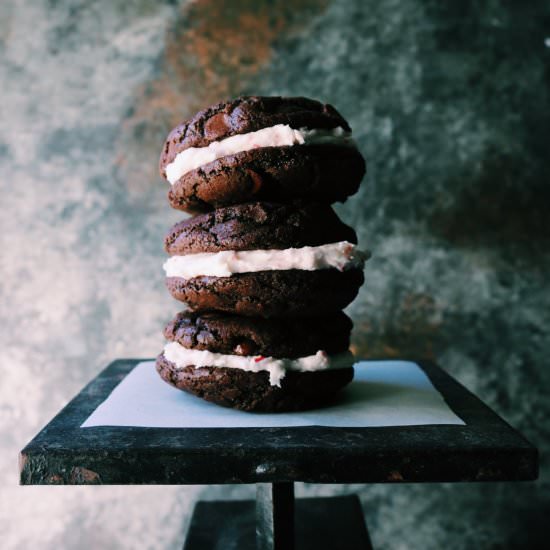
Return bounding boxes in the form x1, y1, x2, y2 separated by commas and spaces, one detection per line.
1, 1, 548, 548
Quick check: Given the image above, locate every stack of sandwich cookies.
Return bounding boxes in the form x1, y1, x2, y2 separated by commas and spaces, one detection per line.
157, 96, 369, 412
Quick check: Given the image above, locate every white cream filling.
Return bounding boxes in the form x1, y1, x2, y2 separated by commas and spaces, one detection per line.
163, 341, 353, 386
165, 124, 354, 184
163, 240, 369, 279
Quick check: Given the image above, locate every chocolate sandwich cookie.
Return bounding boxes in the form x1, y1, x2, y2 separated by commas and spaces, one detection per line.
163, 202, 368, 317
159, 96, 366, 212
156, 310, 355, 411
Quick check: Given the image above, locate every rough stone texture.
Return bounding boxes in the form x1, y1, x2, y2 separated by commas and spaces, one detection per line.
1, 1, 548, 549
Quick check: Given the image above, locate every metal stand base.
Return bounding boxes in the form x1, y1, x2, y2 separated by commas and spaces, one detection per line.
183, 483, 372, 550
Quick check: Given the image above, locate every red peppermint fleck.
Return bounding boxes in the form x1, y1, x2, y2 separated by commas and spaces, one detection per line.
254, 356, 265, 363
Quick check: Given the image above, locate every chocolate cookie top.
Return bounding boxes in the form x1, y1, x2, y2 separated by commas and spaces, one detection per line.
164, 311, 353, 358
164, 201, 357, 255
160, 96, 351, 175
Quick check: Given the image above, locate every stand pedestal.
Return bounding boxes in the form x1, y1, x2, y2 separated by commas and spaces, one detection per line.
184, 485, 372, 550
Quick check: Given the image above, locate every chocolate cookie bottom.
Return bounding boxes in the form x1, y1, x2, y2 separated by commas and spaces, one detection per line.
168, 145, 366, 212
156, 353, 354, 412
166, 268, 365, 318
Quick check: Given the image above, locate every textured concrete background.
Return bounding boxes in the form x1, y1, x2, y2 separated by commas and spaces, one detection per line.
1, 0, 549, 548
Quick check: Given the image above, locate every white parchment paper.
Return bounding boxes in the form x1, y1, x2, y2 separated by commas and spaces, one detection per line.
81, 360, 465, 428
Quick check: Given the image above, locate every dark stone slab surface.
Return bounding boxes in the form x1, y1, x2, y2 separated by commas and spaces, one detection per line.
20, 359, 537, 485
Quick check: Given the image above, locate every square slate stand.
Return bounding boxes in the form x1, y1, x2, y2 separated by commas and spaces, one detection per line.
20, 360, 538, 550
